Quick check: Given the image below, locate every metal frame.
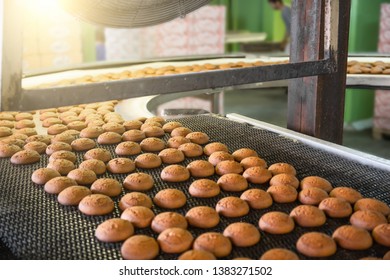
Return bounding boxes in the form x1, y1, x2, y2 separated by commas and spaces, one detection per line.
1, 0, 351, 144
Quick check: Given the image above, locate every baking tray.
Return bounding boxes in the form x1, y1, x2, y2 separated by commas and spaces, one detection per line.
0, 114, 389, 260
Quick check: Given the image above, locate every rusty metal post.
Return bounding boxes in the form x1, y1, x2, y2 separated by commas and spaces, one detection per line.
287, 0, 351, 144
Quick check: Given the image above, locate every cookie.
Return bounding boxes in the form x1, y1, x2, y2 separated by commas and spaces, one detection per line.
46, 142, 72, 155
240, 189, 273, 209
208, 151, 234, 166
67, 168, 97, 185
135, 153, 162, 169
143, 126, 165, 138
354, 198, 390, 216
70, 138, 96, 151
58, 186, 92, 206
240, 156, 267, 170
185, 132, 209, 145
215, 196, 249, 218
171, 127, 192, 137
79, 126, 105, 138
123, 120, 143, 130
185, 206, 220, 228
0, 144, 21, 158
140, 137, 166, 152
193, 232, 232, 257
242, 166, 272, 184
178, 142, 203, 157
158, 148, 185, 164
49, 151, 77, 163
290, 205, 326, 227
268, 163, 297, 176
10, 150, 40, 165
44, 176, 77, 194
151, 212, 188, 233
119, 192, 153, 210
91, 178, 122, 197
123, 173, 154, 191
260, 248, 299, 260
329, 187, 363, 204
188, 179, 220, 198
95, 218, 134, 242
259, 211, 295, 234
160, 165, 190, 182
121, 235, 159, 260
178, 250, 216, 260
350, 210, 387, 231
318, 197, 352, 218
47, 159, 75, 175
78, 194, 115, 216
79, 159, 107, 175
215, 160, 243, 175
115, 141, 141, 156
267, 185, 298, 203
203, 142, 229, 156
300, 176, 333, 193
372, 224, 390, 247
217, 173, 248, 192
187, 160, 215, 177
106, 158, 136, 174
47, 124, 68, 135
162, 121, 183, 133
157, 228, 193, 254
298, 187, 329, 205
296, 232, 336, 257
84, 148, 112, 163
97, 132, 122, 145
232, 148, 258, 161
121, 206, 155, 228
102, 122, 125, 134
122, 130, 146, 142
223, 222, 261, 247
31, 168, 61, 185
167, 136, 190, 148
269, 173, 299, 189
153, 189, 186, 209
332, 225, 373, 250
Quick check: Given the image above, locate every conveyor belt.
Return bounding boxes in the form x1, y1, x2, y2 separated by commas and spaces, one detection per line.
0, 115, 389, 259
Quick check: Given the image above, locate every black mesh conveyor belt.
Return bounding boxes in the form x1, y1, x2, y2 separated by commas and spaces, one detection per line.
0, 115, 389, 259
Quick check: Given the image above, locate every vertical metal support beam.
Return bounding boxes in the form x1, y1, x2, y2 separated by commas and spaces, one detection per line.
287, 0, 351, 144
1, 0, 23, 111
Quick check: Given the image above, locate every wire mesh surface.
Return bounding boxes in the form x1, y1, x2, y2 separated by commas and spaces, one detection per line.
0, 115, 389, 260
60, 0, 211, 28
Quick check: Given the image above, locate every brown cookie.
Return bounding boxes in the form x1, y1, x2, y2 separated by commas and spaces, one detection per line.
259, 211, 295, 234
270, 173, 299, 189
0, 144, 21, 158
350, 210, 387, 231
47, 124, 68, 135
268, 162, 297, 176
354, 198, 390, 216
70, 138, 96, 151
332, 225, 373, 250
115, 141, 141, 156
97, 132, 122, 145
267, 185, 298, 203
260, 248, 299, 260
290, 205, 326, 227
67, 168, 97, 185
119, 192, 153, 211
178, 250, 216, 260
329, 187, 363, 204
185, 206, 220, 228
240, 156, 267, 170
122, 130, 146, 142
178, 142, 203, 157
58, 186, 92, 206
78, 194, 115, 216
232, 148, 258, 162
300, 176, 333, 193
49, 151, 77, 163
46, 142, 72, 155
31, 167, 61, 185
135, 153, 162, 169
79, 159, 107, 175
171, 127, 192, 137
102, 122, 125, 134
193, 232, 232, 257
188, 179, 220, 198
106, 158, 135, 174
160, 165, 190, 182
187, 160, 215, 177
158, 148, 185, 164
91, 178, 122, 197
153, 189, 186, 209
167, 136, 190, 148
11, 150, 40, 165
185, 132, 209, 145
296, 232, 336, 257
151, 212, 188, 233
298, 187, 329, 205
44, 176, 77, 194
223, 222, 261, 247
372, 224, 390, 247
157, 228, 193, 254
123, 173, 154, 191
84, 148, 112, 163
140, 137, 166, 152
203, 142, 229, 156
121, 206, 155, 228
240, 189, 273, 209
79, 126, 105, 139
243, 166, 272, 184
216, 160, 243, 175
121, 235, 159, 260
217, 173, 248, 192
47, 159, 75, 175
95, 218, 134, 242
215, 196, 249, 218
318, 197, 352, 218
208, 151, 234, 166
123, 120, 143, 130
162, 121, 183, 133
